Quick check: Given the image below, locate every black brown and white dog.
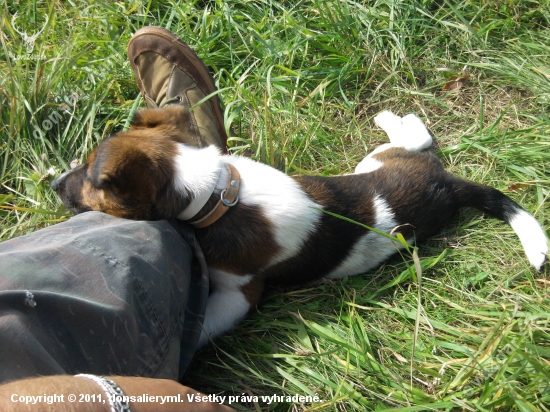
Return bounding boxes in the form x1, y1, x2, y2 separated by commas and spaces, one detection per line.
51, 105, 549, 346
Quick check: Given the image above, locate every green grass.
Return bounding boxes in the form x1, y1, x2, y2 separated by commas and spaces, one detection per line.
1, 0, 549, 410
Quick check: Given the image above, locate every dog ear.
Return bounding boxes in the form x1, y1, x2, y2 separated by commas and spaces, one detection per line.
92, 171, 113, 189
90, 141, 152, 192
130, 106, 191, 130
130, 109, 162, 129
90, 146, 119, 189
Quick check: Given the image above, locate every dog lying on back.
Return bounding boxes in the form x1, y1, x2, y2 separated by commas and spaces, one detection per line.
51, 105, 548, 346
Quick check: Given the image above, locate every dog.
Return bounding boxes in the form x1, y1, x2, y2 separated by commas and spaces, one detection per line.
51, 105, 548, 346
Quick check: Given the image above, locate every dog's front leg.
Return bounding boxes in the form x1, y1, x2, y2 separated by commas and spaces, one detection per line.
198, 270, 264, 347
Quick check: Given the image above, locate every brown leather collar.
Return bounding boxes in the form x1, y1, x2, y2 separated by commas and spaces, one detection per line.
188, 163, 240, 228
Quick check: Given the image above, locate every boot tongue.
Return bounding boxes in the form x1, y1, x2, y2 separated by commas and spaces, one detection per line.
136, 54, 202, 146
135, 51, 172, 108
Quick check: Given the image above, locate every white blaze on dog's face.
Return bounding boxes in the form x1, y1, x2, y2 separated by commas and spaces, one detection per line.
51, 106, 198, 220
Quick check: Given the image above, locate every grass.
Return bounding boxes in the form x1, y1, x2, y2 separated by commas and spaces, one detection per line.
1, 0, 549, 410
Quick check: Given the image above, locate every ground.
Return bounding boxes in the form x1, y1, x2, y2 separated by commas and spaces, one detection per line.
1, 1, 549, 410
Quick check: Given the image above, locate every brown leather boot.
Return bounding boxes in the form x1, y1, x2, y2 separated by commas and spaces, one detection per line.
127, 26, 228, 152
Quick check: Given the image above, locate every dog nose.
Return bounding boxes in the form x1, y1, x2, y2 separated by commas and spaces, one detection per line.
50, 176, 62, 191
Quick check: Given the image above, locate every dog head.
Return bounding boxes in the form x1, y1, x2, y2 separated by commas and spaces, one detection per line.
51, 106, 205, 220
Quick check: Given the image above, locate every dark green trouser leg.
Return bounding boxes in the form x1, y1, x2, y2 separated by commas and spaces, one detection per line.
0, 211, 208, 384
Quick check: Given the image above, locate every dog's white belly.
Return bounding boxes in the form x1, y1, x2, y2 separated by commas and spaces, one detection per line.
326, 195, 403, 279
224, 156, 322, 267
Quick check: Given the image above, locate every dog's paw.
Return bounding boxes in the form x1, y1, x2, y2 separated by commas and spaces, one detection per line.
401, 114, 433, 151
374, 110, 401, 126
374, 111, 433, 152
374, 111, 404, 143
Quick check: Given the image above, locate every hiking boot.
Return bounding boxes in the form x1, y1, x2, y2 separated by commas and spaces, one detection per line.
127, 26, 228, 152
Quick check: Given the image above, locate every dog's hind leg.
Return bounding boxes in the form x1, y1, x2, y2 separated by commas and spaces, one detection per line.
355, 111, 432, 174
375, 111, 432, 152
401, 113, 433, 151
355, 112, 404, 173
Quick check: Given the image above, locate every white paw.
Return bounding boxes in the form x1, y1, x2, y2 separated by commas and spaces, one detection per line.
374, 111, 432, 152
374, 111, 405, 145
374, 110, 402, 127
196, 271, 254, 347
401, 114, 433, 151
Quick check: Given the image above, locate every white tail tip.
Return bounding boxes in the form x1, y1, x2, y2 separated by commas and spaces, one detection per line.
509, 209, 548, 270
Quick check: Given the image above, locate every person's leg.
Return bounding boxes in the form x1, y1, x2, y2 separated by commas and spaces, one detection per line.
0, 212, 208, 384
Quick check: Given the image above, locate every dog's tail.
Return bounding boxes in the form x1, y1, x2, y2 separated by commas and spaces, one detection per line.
452, 178, 548, 270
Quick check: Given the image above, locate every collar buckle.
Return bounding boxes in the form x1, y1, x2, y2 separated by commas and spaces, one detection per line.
188, 163, 241, 228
